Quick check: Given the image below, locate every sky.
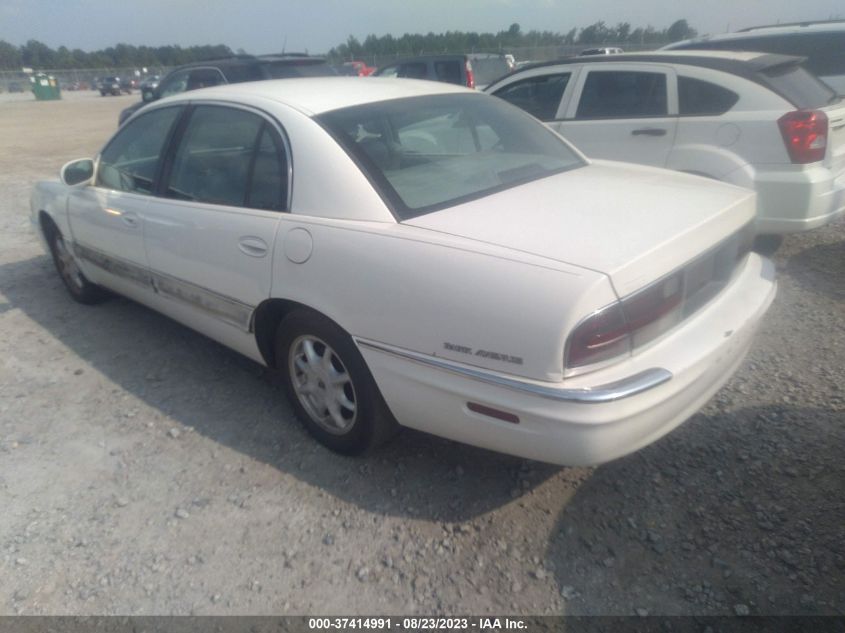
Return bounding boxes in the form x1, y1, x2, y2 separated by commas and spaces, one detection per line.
0, 0, 843, 55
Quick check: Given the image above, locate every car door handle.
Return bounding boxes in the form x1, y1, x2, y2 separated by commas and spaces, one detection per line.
238, 236, 268, 258
631, 128, 667, 137
121, 212, 139, 228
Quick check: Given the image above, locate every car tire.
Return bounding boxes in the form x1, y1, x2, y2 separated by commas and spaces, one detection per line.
46, 225, 108, 304
753, 234, 784, 255
275, 309, 398, 455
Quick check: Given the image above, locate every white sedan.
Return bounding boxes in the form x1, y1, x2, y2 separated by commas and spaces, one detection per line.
30, 78, 776, 465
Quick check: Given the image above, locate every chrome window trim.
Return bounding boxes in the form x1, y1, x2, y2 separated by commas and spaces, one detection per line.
356, 338, 672, 404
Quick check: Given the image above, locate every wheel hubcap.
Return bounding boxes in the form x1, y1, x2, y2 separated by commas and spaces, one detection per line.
289, 335, 357, 434
53, 235, 84, 290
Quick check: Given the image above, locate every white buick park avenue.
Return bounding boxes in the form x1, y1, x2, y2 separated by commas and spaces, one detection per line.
30, 78, 776, 465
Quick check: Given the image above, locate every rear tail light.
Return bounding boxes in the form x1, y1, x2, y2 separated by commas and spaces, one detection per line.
566, 274, 683, 370
465, 60, 475, 89
566, 303, 630, 368
778, 110, 828, 164
565, 225, 754, 372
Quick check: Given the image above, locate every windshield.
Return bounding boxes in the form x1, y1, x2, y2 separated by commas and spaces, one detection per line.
318, 93, 584, 219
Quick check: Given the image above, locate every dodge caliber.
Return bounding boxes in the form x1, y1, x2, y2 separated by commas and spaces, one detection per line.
30, 78, 776, 465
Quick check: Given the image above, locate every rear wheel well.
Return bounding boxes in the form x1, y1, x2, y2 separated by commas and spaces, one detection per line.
253, 299, 348, 369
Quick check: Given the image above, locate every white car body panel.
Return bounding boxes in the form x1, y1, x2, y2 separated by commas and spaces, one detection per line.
407, 161, 756, 297
486, 52, 845, 235
29, 78, 778, 465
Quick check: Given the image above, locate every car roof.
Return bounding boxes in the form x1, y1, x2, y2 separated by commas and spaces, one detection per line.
162, 77, 473, 115
488, 50, 803, 87
170, 53, 327, 71
680, 19, 845, 41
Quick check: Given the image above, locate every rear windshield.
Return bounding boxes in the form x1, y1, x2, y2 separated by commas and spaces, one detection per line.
759, 63, 837, 109
471, 57, 512, 86
263, 60, 336, 79
318, 93, 584, 219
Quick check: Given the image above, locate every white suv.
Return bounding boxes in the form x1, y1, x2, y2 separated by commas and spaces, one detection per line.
485, 51, 845, 246
663, 20, 845, 95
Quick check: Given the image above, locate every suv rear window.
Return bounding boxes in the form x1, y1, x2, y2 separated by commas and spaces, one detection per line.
759, 63, 836, 109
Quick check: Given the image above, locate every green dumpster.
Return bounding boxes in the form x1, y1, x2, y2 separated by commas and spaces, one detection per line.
29, 73, 61, 100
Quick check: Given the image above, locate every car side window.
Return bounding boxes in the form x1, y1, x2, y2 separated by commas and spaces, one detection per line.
678, 76, 739, 116
493, 73, 571, 121
398, 63, 428, 79
165, 105, 287, 210
157, 70, 190, 98
576, 71, 667, 119
434, 60, 462, 85
377, 65, 399, 78
186, 68, 226, 90
247, 127, 288, 211
97, 106, 182, 194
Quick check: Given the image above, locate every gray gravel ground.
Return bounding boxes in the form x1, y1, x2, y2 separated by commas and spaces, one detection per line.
0, 91, 843, 616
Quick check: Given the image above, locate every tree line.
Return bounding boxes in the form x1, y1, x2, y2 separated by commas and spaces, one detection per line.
327, 20, 698, 61
0, 20, 698, 71
0, 40, 233, 71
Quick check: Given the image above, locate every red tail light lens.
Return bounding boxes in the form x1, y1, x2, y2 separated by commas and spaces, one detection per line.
778, 110, 828, 164
465, 60, 475, 89
566, 303, 630, 368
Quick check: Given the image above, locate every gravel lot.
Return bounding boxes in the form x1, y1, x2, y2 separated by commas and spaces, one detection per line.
0, 91, 843, 617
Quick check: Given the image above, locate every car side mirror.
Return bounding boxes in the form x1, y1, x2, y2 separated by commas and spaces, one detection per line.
60, 158, 95, 186
142, 89, 157, 102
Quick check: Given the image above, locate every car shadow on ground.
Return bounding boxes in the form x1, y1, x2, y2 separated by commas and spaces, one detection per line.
0, 255, 563, 523
544, 400, 845, 615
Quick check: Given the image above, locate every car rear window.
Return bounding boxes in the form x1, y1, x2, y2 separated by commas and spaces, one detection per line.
759, 63, 836, 109
472, 57, 512, 86
434, 60, 463, 85
263, 60, 336, 79
319, 93, 584, 219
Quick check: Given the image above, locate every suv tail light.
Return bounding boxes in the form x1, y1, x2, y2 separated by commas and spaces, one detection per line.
778, 110, 828, 164
465, 59, 475, 89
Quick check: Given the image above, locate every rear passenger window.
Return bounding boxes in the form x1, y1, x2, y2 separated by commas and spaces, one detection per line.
434, 61, 462, 85
247, 128, 287, 211
678, 76, 739, 115
493, 73, 570, 121
576, 71, 667, 118
166, 106, 287, 210
398, 63, 428, 79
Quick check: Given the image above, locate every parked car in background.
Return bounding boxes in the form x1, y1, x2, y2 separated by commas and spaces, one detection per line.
118, 53, 336, 125
579, 47, 624, 56
373, 53, 512, 89
340, 60, 376, 76
139, 74, 161, 101
486, 51, 845, 250
98, 77, 126, 96
32, 77, 775, 465
663, 20, 845, 95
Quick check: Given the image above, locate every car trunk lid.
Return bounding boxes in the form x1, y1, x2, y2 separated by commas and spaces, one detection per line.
405, 161, 756, 297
